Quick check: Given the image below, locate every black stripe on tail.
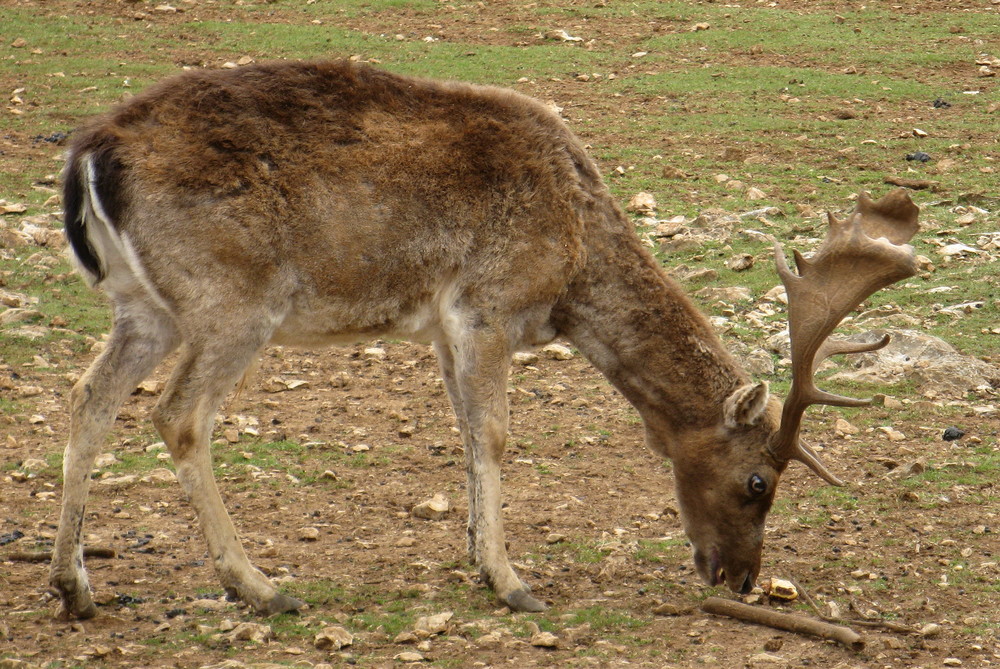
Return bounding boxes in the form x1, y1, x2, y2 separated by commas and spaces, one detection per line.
62, 152, 104, 282
63, 143, 127, 284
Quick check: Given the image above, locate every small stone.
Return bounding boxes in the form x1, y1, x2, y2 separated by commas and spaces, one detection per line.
191, 598, 229, 611
626, 191, 657, 214
411, 493, 450, 520
919, 623, 942, 637
512, 351, 539, 366
883, 396, 904, 410
877, 426, 906, 441
20, 458, 47, 473
364, 346, 386, 360
329, 371, 351, 388
394, 651, 425, 662
98, 474, 137, 486
662, 165, 689, 180
748, 653, 788, 667
224, 622, 273, 643
1, 309, 43, 325
298, 526, 321, 541
545, 533, 566, 544
140, 468, 176, 484
313, 625, 353, 650
834, 418, 859, 436
943, 659, 962, 667
942, 426, 964, 441
725, 254, 755, 271
542, 343, 574, 360
94, 453, 119, 469
530, 630, 559, 648
652, 602, 690, 616
413, 611, 453, 637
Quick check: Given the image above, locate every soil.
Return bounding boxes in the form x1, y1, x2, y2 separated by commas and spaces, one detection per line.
1, 1, 998, 668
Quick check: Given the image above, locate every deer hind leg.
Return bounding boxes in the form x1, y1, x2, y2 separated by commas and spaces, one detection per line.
51, 305, 178, 619
151, 331, 303, 617
435, 330, 546, 613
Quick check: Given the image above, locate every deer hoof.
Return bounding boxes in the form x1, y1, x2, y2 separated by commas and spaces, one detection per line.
504, 589, 547, 613
56, 595, 98, 620
261, 592, 305, 617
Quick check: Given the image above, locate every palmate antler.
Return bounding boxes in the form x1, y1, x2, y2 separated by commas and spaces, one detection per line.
770, 190, 920, 485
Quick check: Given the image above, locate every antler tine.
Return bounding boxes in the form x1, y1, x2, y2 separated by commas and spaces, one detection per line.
770, 190, 920, 483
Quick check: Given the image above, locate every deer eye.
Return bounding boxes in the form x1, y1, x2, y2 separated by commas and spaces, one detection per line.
748, 474, 768, 497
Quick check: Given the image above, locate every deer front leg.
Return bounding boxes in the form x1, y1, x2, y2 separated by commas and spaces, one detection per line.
436, 333, 546, 613
153, 340, 303, 616
51, 315, 175, 619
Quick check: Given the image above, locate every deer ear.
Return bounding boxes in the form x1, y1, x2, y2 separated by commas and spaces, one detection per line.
723, 382, 770, 428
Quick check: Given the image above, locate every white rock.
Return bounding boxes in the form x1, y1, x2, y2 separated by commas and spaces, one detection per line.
411, 494, 450, 520
394, 651, 425, 662
530, 630, 559, 648
140, 468, 177, 484
98, 474, 137, 486
834, 418, 859, 436
298, 526, 321, 541
94, 453, 119, 469
224, 622, 272, 643
626, 191, 657, 214
512, 351, 539, 365
748, 653, 788, 667
313, 625, 353, 650
542, 343, 574, 360
413, 611, 453, 637
920, 622, 943, 637
20, 458, 48, 472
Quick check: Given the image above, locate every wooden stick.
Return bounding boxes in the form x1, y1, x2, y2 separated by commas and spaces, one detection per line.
792, 578, 917, 634
5, 547, 117, 563
701, 596, 864, 650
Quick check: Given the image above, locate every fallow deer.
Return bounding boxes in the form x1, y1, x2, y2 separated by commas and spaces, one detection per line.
51, 60, 920, 618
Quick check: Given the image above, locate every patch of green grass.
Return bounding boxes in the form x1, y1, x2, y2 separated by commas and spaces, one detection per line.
634, 537, 688, 565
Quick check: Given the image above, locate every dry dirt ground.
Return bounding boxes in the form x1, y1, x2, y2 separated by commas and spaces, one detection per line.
1, 1, 999, 668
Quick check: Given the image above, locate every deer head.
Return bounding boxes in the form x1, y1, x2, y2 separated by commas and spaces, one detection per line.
674, 189, 920, 593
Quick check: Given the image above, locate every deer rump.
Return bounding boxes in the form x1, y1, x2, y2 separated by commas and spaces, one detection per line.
63, 61, 593, 347
51, 59, 920, 619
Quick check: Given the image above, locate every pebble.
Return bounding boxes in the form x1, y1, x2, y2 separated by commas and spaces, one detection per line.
393, 651, 425, 662
413, 611, 453, 637
919, 622, 942, 637
541, 343, 574, 360
411, 493, 450, 520
313, 625, 353, 650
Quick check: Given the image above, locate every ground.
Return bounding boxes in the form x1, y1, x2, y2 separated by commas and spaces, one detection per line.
1, 1, 999, 668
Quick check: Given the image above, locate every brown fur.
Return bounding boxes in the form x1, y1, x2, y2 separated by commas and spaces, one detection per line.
51, 60, 917, 618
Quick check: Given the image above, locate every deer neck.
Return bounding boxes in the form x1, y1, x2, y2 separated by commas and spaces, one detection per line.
552, 210, 749, 454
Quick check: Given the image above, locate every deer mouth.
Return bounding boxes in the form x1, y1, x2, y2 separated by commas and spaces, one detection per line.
709, 550, 725, 586
695, 548, 756, 594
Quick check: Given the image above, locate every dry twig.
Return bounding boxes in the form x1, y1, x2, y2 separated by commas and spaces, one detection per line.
792, 578, 918, 635
5, 547, 117, 563
701, 596, 864, 650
